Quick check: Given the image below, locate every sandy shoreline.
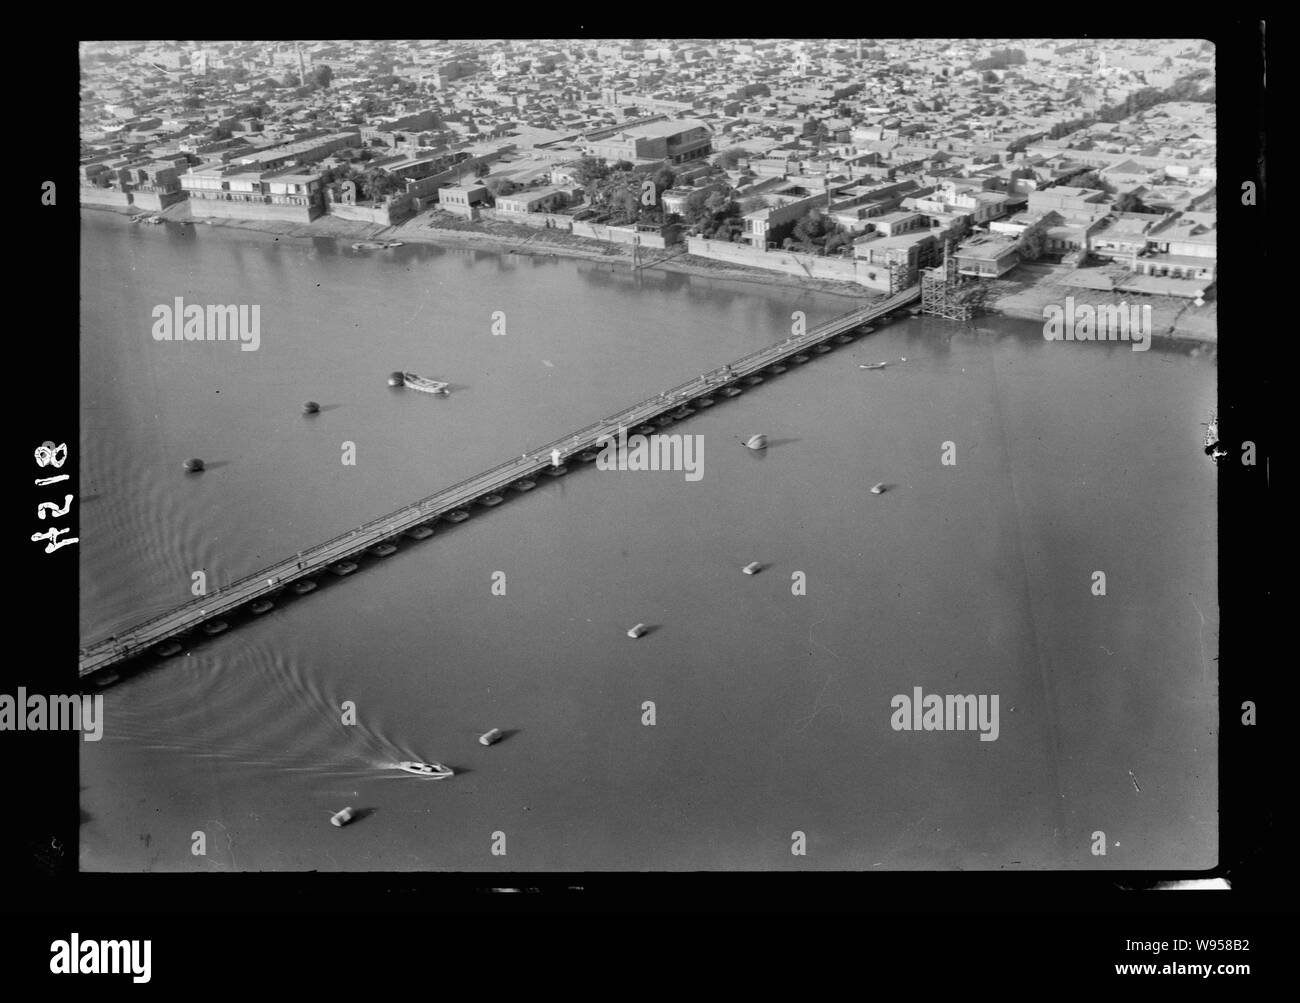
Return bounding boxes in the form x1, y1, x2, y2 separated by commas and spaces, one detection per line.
83, 201, 1217, 343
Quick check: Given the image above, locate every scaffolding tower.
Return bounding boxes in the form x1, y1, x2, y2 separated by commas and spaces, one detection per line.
920, 241, 990, 322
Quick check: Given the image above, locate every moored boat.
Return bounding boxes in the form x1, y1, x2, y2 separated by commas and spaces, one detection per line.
404, 524, 434, 540
478, 494, 504, 507
511, 479, 536, 492
859, 362, 888, 370
201, 620, 229, 636
368, 542, 398, 557
545, 465, 569, 477
156, 640, 183, 658
291, 579, 318, 595
250, 599, 275, 615
627, 623, 648, 639
870, 482, 887, 495
742, 561, 762, 575
330, 561, 358, 576
444, 509, 470, 523
813, 343, 832, 353
400, 372, 450, 394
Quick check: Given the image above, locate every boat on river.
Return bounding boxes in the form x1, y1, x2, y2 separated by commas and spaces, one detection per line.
399, 372, 449, 394
396, 761, 454, 778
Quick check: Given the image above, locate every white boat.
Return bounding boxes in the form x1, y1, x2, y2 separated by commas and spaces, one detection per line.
870, 483, 887, 495
859, 363, 888, 370
742, 562, 762, 575
401, 372, 450, 394
396, 761, 454, 778
627, 623, 647, 639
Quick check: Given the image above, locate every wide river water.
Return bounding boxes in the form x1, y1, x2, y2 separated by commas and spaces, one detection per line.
79, 211, 1218, 871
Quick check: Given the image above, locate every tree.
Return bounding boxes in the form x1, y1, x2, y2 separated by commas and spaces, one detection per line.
713, 147, 753, 169
281, 72, 299, 88
571, 157, 610, 186
312, 64, 333, 89
1018, 227, 1045, 262
474, 162, 490, 179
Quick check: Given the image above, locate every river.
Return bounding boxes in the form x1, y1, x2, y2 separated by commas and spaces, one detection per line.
79, 211, 1218, 871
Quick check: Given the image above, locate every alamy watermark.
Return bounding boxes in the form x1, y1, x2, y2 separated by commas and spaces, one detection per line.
890, 687, 999, 741
50, 935, 151, 983
0, 690, 103, 741
1042, 297, 1152, 352
151, 297, 260, 351
593, 426, 703, 482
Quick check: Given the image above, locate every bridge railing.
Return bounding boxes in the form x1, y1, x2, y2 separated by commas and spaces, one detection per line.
81, 288, 919, 662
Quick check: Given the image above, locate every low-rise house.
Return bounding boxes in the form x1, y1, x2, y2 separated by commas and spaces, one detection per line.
953, 235, 1019, 277
495, 183, 582, 213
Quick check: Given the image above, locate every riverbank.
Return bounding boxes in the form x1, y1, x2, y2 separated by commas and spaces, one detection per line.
984, 263, 1217, 345
81, 201, 1216, 341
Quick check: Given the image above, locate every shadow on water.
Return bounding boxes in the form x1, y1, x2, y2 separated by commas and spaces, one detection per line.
315, 404, 344, 413
195, 460, 231, 471
763, 437, 801, 449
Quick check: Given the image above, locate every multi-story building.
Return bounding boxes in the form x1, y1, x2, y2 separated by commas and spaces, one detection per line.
582, 119, 713, 166
230, 131, 360, 172
182, 163, 327, 222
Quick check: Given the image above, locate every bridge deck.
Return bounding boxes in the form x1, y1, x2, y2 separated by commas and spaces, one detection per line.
79, 286, 920, 678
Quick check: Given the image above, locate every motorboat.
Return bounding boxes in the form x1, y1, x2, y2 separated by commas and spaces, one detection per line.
859, 362, 888, 370
870, 483, 887, 495
627, 623, 648, 639
742, 562, 762, 575
330, 561, 359, 576
396, 761, 454, 778
368, 542, 398, 557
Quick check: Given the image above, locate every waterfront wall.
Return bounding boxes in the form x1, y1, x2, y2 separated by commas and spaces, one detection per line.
479, 207, 575, 230
80, 187, 133, 209
685, 237, 893, 291
328, 202, 391, 225
187, 198, 321, 224
131, 189, 186, 212
572, 221, 668, 249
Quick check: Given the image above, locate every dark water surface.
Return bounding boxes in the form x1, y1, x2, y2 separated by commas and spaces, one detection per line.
79, 212, 1217, 870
